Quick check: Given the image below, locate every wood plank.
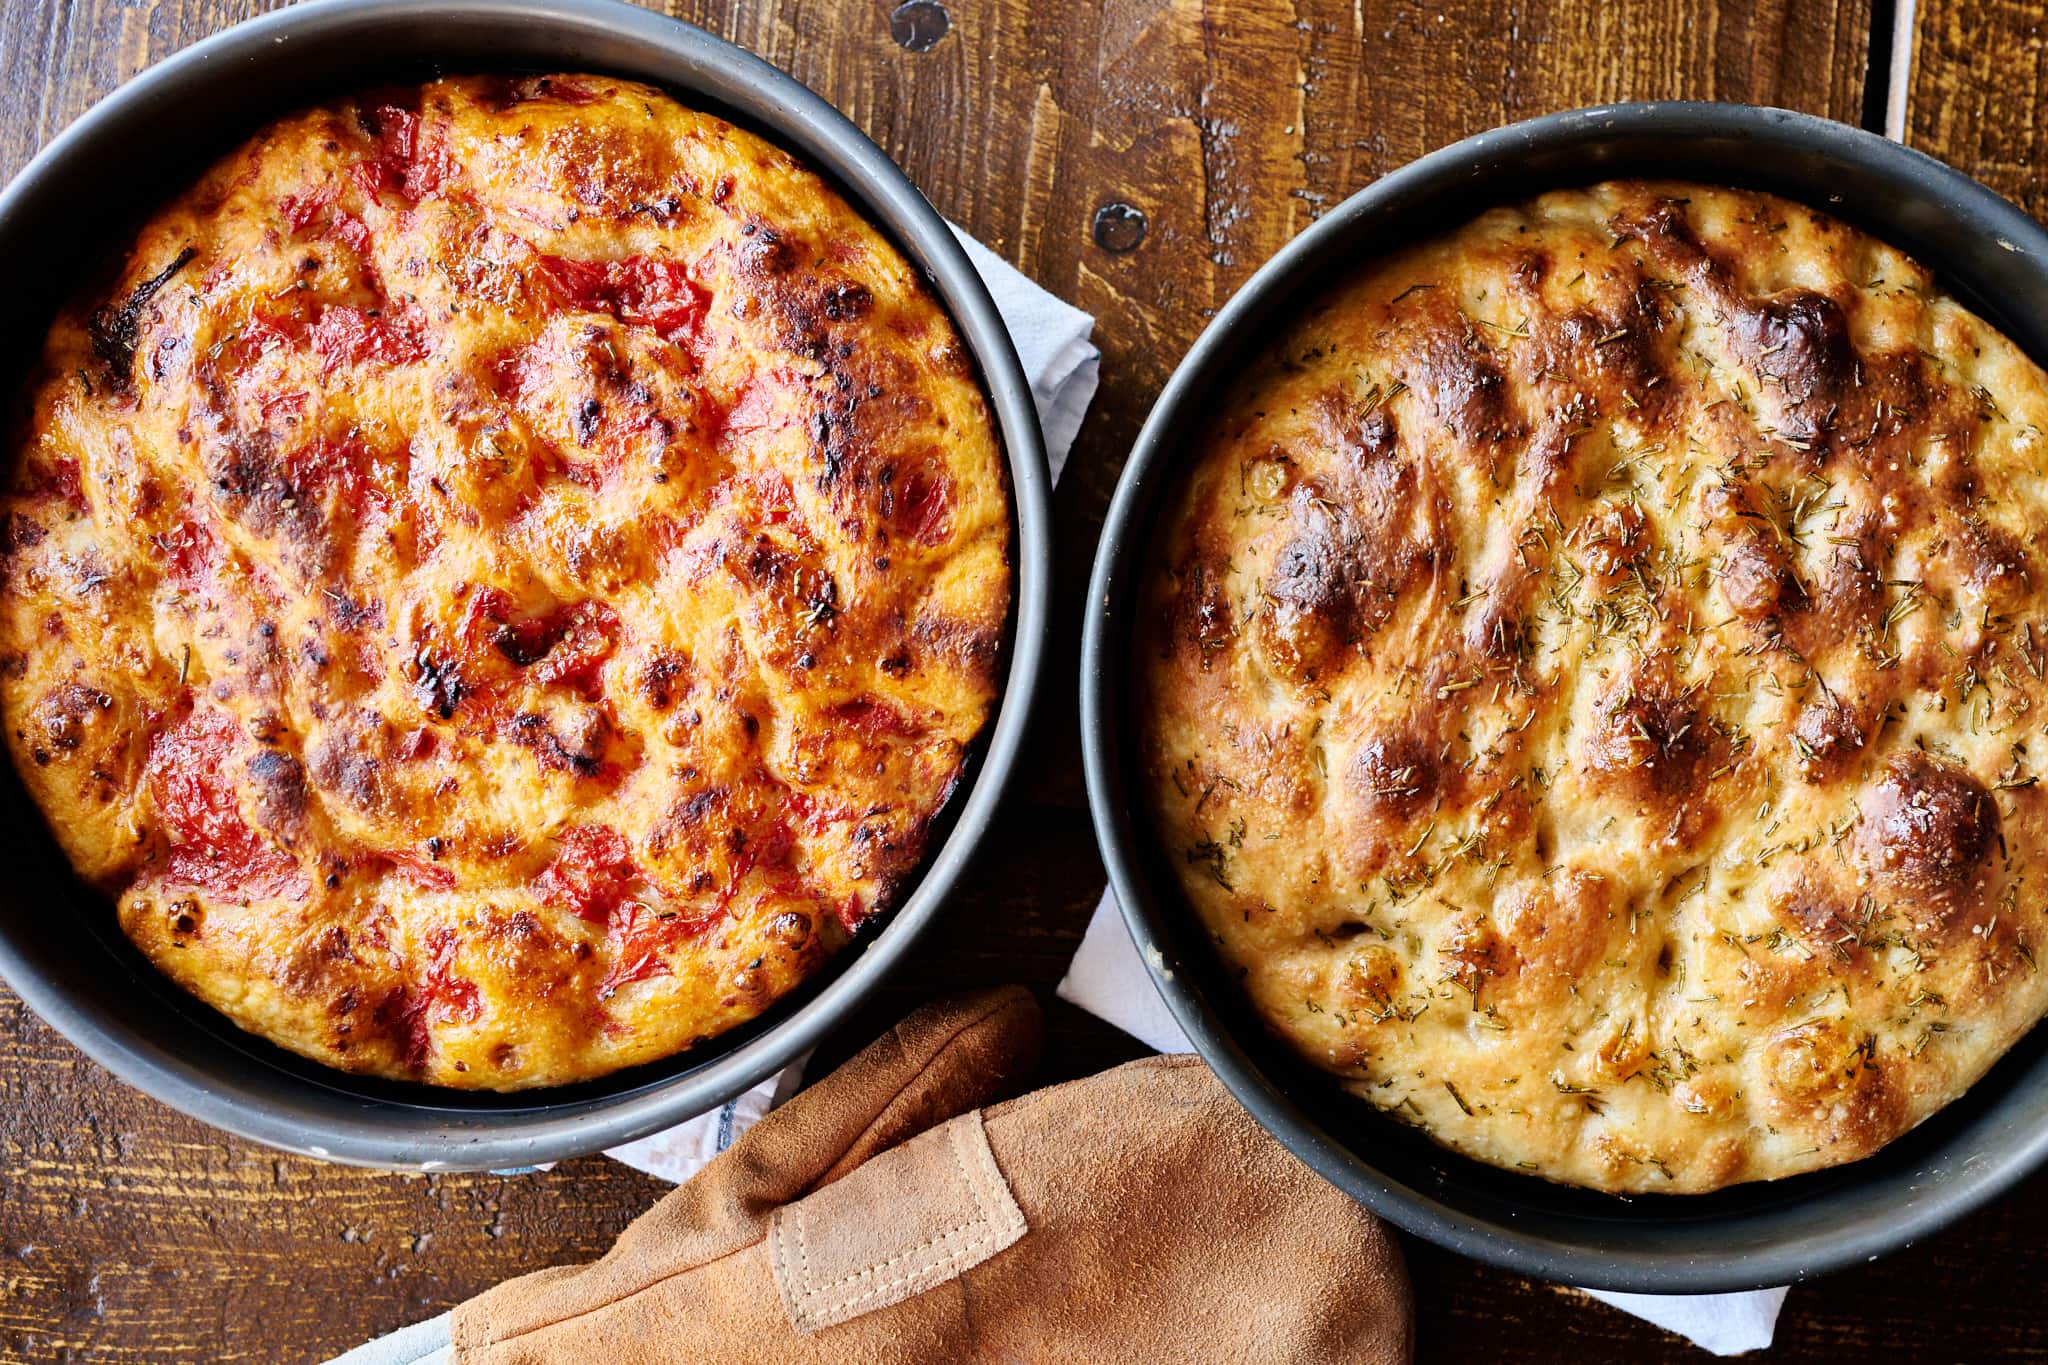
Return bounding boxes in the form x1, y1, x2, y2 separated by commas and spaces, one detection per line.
1899, 0, 2048, 218
674, 0, 1873, 523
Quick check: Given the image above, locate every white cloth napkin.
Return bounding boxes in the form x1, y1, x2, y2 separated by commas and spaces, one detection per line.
1058, 887, 1791, 1357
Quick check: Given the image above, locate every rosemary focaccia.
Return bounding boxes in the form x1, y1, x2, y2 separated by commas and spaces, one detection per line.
0, 75, 1008, 1088
1141, 180, 2048, 1191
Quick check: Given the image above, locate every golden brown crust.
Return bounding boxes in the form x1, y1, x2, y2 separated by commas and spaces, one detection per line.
0, 75, 1008, 1088
1140, 180, 2048, 1191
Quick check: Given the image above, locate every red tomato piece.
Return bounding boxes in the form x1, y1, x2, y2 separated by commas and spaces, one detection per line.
279, 185, 338, 233
34, 457, 89, 513
596, 901, 678, 1001
358, 106, 450, 201
328, 211, 375, 259
281, 435, 384, 519
309, 305, 427, 373
384, 847, 456, 892
383, 926, 481, 1068
831, 696, 919, 738
889, 458, 954, 545
536, 250, 708, 345
529, 602, 619, 695
145, 708, 304, 900
154, 518, 219, 593
536, 824, 639, 924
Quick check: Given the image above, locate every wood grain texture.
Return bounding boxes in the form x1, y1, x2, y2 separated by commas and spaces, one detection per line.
11, 0, 2048, 1361
1900, 0, 2048, 218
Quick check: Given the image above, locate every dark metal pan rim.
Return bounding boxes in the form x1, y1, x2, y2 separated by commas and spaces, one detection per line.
1082, 100, 2048, 1293
0, 0, 1049, 1169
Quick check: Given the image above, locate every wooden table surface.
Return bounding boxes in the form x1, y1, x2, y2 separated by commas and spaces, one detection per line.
2, 0, 2047, 1359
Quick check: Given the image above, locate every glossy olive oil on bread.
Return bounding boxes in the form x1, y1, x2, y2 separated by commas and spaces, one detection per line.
0, 76, 1008, 1088
1141, 181, 2048, 1191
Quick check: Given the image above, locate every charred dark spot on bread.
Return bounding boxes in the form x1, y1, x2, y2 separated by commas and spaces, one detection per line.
1581, 674, 1714, 801
309, 717, 394, 817
89, 246, 198, 387
1400, 316, 1519, 448
29, 682, 115, 762
1726, 289, 1857, 436
1793, 693, 1867, 781
1258, 474, 1439, 682
1853, 752, 1998, 899
1345, 732, 1445, 820
245, 746, 311, 833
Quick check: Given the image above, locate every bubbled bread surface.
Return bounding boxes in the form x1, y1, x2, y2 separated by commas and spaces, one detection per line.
1142, 181, 2048, 1190
0, 75, 1009, 1088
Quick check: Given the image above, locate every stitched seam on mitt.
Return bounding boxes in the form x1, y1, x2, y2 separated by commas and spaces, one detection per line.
802, 1222, 997, 1308
811, 1227, 1006, 1320
785, 1113, 1013, 1328
796, 1119, 992, 1299
472, 995, 1028, 1349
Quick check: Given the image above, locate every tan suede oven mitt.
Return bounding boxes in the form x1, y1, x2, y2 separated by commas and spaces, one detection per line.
454, 987, 1413, 1363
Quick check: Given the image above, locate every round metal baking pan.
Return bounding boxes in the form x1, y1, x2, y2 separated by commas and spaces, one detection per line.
1082, 102, 2048, 1293
0, 0, 1049, 1169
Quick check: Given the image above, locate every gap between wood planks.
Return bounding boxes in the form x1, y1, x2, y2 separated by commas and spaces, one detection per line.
1862, 0, 1917, 140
